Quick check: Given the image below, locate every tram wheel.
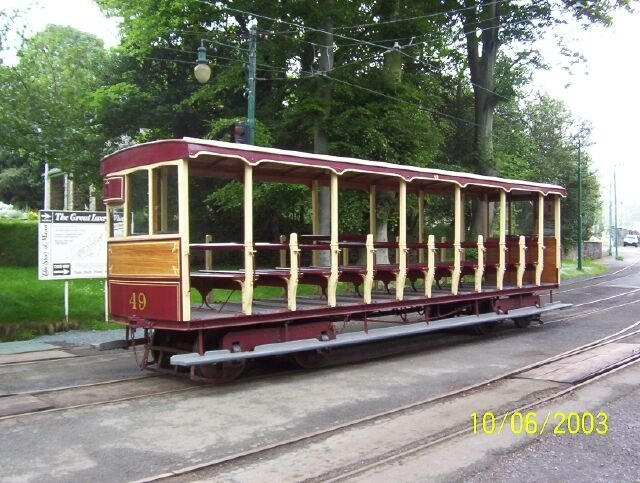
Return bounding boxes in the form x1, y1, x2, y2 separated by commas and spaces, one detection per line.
193, 341, 246, 384
513, 316, 533, 329
473, 322, 498, 336
150, 330, 173, 369
196, 360, 246, 384
292, 350, 329, 369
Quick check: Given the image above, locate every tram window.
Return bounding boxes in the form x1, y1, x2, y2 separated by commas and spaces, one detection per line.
129, 170, 149, 235
110, 207, 125, 237
153, 166, 179, 234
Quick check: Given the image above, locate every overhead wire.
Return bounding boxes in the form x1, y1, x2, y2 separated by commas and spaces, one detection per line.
195, 1, 525, 100
148, 45, 465, 124
322, 74, 476, 126
135, 2, 539, 118
330, 0, 513, 31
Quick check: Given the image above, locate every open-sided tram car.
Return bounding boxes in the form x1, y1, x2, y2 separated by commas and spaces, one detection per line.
101, 138, 569, 381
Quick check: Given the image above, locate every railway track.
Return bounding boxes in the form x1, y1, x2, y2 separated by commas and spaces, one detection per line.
320, 356, 640, 483
133, 320, 640, 482
2, 262, 638, 423
0, 348, 132, 368
1, 261, 639, 482
0, 373, 202, 421
556, 259, 640, 294
0, 352, 314, 420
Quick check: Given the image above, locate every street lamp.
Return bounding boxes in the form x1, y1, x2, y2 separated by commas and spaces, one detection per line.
194, 41, 211, 84
194, 25, 257, 145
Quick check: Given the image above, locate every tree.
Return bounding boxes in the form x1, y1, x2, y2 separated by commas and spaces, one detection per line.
492, 94, 601, 249
90, 0, 611, 252
0, 25, 111, 190
453, 0, 634, 176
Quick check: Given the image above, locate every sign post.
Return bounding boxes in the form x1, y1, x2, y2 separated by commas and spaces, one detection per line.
38, 210, 107, 322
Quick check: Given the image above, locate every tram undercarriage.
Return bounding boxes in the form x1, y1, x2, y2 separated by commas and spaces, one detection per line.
126, 288, 570, 383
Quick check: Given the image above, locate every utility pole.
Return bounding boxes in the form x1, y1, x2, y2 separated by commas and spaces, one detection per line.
247, 24, 257, 145
194, 22, 257, 145
614, 169, 619, 259
577, 138, 583, 271
608, 182, 613, 256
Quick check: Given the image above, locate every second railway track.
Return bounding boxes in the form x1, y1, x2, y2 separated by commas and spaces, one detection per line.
134, 320, 640, 482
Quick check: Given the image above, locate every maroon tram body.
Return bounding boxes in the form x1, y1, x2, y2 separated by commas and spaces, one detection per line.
101, 138, 569, 380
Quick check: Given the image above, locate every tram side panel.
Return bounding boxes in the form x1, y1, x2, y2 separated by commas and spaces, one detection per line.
541, 237, 558, 284
107, 239, 184, 322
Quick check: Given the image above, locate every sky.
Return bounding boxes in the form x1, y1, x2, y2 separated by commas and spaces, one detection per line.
1, 0, 639, 228
530, 9, 640, 229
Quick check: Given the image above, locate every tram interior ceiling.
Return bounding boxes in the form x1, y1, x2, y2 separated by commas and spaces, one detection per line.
100, 138, 569, 381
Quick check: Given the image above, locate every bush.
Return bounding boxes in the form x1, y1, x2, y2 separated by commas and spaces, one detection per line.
0, 219, 38, 266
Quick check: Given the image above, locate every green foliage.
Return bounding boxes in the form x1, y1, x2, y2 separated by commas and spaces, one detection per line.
0, 152, 41, 208
1, 0, 631, 252
0, 219, 37, 266
205, 181, 311, 243
0, 25, 112, 188
90, 82, 155, 139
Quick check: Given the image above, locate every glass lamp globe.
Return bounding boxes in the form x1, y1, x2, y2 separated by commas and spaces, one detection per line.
194, 63, 212, 84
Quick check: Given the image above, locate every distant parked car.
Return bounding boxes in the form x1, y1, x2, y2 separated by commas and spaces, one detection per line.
623, 234, 639, 247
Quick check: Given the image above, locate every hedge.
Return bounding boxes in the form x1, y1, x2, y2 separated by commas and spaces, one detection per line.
0, 220, 38, 266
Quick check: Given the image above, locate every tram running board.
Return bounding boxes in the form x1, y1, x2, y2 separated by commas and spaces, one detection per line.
171, 302, 572, 367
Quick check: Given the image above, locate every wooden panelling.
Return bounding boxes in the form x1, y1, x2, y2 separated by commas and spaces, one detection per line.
109, 280, 181, 321
542, 237, 558, 283
108, 240, 181, 278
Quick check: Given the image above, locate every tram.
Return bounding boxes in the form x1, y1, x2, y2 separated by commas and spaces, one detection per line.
101, 138, 570, 381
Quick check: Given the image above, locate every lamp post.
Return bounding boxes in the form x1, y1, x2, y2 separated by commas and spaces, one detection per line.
614, 168, 619, 259
247, 24, 256, 145
194, 25, 257, 145
608, 182, 613, 256
577, 138, 583, 271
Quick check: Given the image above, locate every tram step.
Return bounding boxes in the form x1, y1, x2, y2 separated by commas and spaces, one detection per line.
170, 302, 572, 366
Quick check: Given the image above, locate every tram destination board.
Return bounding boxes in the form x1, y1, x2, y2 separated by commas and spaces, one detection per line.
38, 210, 107, 280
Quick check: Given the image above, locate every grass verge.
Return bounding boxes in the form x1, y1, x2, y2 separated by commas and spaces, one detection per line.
561, 258, 607, 280
0, 266, 117, 341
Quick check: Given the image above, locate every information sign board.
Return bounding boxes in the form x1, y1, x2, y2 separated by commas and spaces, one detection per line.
38, 210, 107, 280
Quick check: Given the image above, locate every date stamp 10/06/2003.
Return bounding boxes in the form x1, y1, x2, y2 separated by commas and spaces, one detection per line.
471, 411, 608, 436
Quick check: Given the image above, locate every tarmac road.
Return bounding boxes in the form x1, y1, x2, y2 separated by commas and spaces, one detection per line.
1, 248, 640, 482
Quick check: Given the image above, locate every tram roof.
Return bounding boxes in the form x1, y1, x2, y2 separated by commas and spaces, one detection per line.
101, 138, 566, 197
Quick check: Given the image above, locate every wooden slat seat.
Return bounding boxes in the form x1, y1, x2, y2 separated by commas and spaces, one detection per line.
297, 267, 333, 297
413, 263, 459, 290
337, 266, 367, 297
190, 271, 247, 305
337, 264, 399, 296
406, 261, 484, 291
371, 264, 400, 293
340, 265, 397, 297
191, 268, 326, 308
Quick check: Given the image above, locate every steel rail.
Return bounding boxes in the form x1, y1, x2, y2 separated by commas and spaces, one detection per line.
132, 320, 640, 483
322, 354, 640, 482
555, 257, 640, 294
0, 381, 208, 422
3, 264, 639, 425
0, 349, 132, 368
6, 373, 160, 397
